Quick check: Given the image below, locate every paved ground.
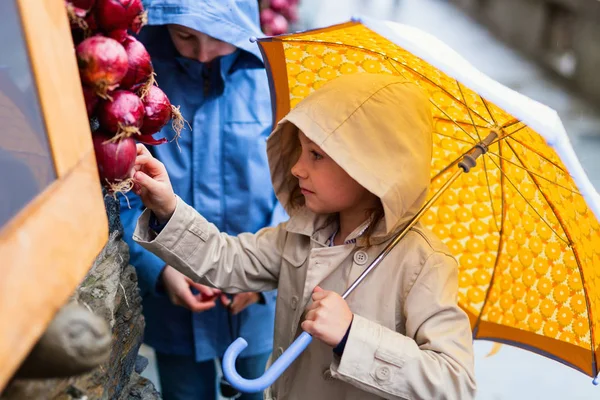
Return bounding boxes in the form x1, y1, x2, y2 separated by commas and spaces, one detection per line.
140, 1, 600, 399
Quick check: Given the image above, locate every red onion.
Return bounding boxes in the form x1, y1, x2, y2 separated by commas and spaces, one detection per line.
120, 35, 154, 91
108, 29, 129, 44
97, 90, 145, 139
95, 0, 145, 33
260, 8, 276, 25
136, 134, 168, 146
269, 13, 289, 36
92, 132, 136, 188
140, 85, 173, 135
269, 0, 288, 12
67, 4, 88, 44
76, 36, 128, 98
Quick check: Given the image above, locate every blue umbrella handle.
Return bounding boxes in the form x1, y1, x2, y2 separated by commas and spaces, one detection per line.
222, 331, 313, 393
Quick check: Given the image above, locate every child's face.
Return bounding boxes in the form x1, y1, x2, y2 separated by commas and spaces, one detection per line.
167, 24, 236, 63
291, 130, 378, 215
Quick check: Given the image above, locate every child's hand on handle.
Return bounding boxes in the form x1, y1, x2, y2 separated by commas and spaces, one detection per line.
132, 144, 177, 223
301, 286, 353, 347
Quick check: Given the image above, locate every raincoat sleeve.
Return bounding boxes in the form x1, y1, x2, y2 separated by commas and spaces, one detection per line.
133, 196, 285, 293
119, 192, 167, 298
330, 252, 476, 400
260, 198, 288, 305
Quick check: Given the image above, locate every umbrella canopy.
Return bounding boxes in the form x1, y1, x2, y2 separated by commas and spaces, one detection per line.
256, 18, 600, 380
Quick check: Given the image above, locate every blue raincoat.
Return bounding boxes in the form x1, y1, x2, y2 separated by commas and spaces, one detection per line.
120, 0, 285, 361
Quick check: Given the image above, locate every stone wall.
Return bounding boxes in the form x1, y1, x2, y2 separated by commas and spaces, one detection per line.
451, 0, 600, 108
1, 194, 160, 400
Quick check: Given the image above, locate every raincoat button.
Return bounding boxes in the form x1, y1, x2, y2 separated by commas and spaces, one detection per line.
375, 366, 391, 381
291, 296, 298, 310
322, 368, 334, 381
353, 251, 368, 265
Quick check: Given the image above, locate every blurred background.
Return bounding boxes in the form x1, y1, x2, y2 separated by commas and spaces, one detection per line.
138, 0, 600, 399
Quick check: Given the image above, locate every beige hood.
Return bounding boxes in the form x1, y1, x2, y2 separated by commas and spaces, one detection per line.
267, 73, 433, 238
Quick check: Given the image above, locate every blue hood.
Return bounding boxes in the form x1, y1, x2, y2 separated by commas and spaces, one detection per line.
142, 0, 264, 61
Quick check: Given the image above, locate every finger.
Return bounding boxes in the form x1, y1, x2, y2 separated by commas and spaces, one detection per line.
134, 155, 165, 177
177, 290, 216, 313
230, 296, 252, 315
136, 143, 152, 157
230, 295, 244, 314
186, 280, 218, 297
132, 182, 142, 195
304, 309, 317, 321
313, 286, 324, 292
304, 299, 320, 312
133, 170, 162, 192
220, 294, 232, 308
312, 290, 328, 302
301, 320, 318, 336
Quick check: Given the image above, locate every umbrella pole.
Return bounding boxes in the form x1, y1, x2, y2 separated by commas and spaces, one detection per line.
342, 131, 498, 300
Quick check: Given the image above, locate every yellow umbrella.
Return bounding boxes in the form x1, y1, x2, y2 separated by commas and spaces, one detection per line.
255, 19, 600, 381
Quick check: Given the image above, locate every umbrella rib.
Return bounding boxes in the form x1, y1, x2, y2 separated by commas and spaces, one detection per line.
480, 97, 497, 126
385, 55, 410, 80
388, 59, 492, 125
473, 142, 506, 338
502, 118, 522, 129
503, 139, 593, 349
281, 38, 491, 125
486, 153, 570, 245
481, 155, 502, 232
506, 136, 570, 174
431, 145, 478, 181
385, 58, 478, 144
505, 141, 574, 247
457, 81, 483, 142
436, 117, 490, 130
430, 103, 479, 143
434, 131, 475, 145
487, 152, 581, 195
490, 125, 528, 147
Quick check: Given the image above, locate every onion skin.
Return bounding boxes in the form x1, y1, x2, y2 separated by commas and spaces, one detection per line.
108, 29, 129, 44
136, 134, 168, 146
140, 85, 172, 136
97, 90, 145, 134
95, 0, 144, 33
120, 35, 153, 91
76, 36, 128, 96
92, 132, 136, 185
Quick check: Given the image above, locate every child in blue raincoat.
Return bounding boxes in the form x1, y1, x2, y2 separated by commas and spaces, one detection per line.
119, 1, 286, 399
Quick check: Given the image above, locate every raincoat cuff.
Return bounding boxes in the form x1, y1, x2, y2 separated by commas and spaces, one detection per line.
330, 314, 409, 398
134, 196, 190, 247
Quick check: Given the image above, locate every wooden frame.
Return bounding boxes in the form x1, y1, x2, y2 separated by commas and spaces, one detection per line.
0, 0, 108, 390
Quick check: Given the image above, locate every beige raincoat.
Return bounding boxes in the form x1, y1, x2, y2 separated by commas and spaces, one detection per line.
134, 74, 476, 400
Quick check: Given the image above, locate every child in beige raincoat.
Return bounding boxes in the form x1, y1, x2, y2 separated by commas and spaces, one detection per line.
131, 73, 477, 400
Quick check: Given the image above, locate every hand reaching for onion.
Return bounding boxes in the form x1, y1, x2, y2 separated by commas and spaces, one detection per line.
132, 144, 177, 223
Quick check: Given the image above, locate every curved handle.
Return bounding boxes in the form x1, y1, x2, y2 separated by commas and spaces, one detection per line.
222, 332, 313, 393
